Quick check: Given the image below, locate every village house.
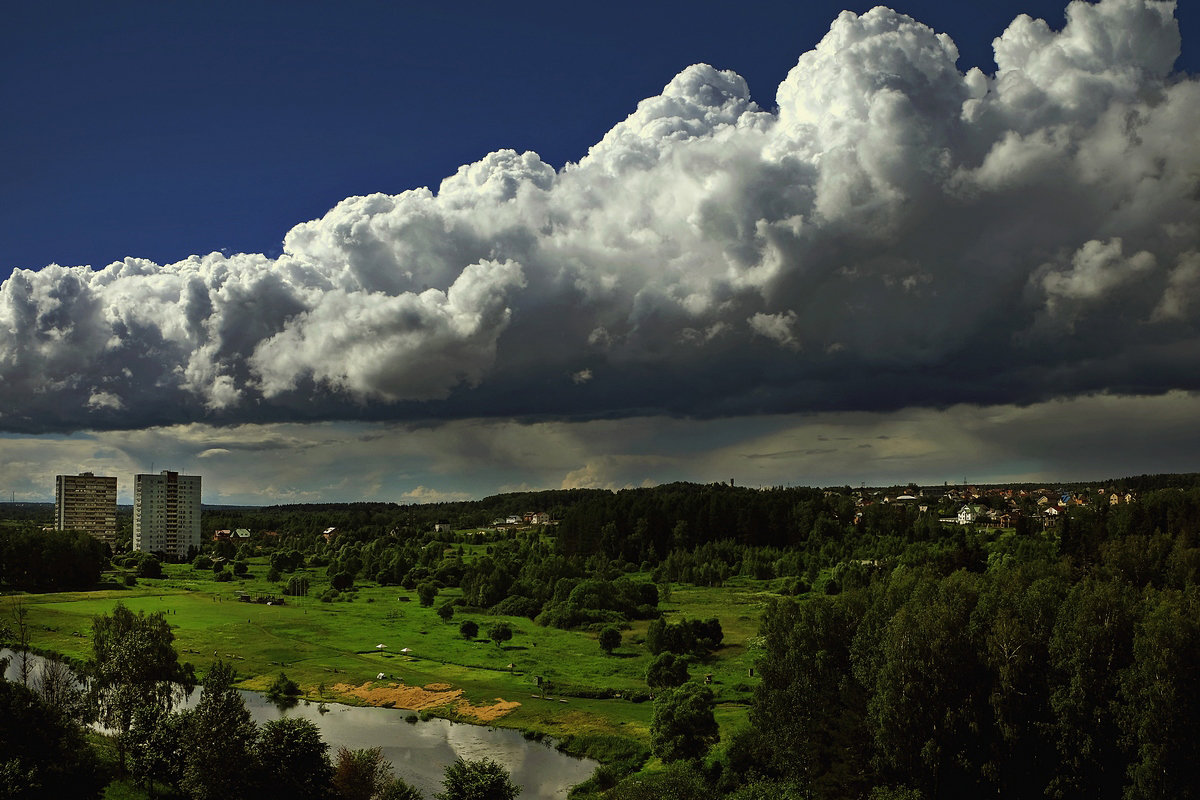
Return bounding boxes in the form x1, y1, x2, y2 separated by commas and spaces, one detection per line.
957, 505, 985, 525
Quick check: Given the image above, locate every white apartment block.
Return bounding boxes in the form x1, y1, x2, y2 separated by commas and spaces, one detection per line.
133, 471, 202, 560
55, 472, 118, 548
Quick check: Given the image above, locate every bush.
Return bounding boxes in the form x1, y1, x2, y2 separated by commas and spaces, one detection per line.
646, 652, 690, 689
599, 625, 622, 654
459, 620, 479, 640
266, 671, 302, 704
490, 595, 542, 618
136, 555, 163, 579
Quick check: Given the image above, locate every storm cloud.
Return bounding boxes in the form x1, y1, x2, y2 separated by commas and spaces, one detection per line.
2, 0, 1197, 433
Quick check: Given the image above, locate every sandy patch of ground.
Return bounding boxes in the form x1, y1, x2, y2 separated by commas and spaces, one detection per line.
331, 680, 460, 710
453, 697, 522, 722
330, 681, 520, 722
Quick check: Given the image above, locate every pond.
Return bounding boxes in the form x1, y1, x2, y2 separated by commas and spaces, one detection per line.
2, 648, 597, 798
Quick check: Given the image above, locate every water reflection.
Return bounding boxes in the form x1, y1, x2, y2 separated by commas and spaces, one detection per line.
2, 649, 595, 798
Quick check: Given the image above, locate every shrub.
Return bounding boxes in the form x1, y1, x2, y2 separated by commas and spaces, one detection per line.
490, 595, 542, 619
417, 581, 438, 607
599, 625, 622, 654
136, 555, 163, 579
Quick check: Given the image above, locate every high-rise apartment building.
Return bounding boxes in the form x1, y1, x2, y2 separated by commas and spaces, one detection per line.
133, 471, 201, 559
55, 472, 118, 548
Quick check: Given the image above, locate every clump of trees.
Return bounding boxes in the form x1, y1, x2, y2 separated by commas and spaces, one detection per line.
646, 617, 723, 657
535, 578, 658, 629
732, 560, 1200, 799
0, 527, 107, 591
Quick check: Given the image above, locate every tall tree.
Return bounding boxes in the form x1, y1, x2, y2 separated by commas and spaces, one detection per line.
256, 717, 334, 800
89, 602, 193, 771
126, 703, 187, 795
179, 660, 258, 800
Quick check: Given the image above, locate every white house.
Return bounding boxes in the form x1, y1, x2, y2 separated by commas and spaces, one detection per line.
957, 505, 984, 525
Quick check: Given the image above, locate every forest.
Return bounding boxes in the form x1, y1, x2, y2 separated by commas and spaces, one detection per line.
2, 476, 1199, 798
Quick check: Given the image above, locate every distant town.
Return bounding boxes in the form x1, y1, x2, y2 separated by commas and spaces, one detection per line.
44, 468, 1156, 562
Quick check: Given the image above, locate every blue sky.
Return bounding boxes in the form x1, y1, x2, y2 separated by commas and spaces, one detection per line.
2, 1, 1199, 503
4, 0, 1144, 272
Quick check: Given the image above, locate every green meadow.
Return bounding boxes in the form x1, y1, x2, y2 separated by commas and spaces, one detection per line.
3, 559, 768, 753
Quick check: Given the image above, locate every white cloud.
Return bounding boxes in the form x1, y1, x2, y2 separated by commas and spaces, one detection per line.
1, 0, 1197, 433
749, 310, 800, 350
1041, 238, 1156, 306
400, 485, 473, 503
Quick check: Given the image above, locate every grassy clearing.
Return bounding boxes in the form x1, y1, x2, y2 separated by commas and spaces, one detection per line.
3, 560, 773, 753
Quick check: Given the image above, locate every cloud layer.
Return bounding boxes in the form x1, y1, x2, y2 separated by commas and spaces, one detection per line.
11, 391, 1200, 504
2, 0, 1197, 433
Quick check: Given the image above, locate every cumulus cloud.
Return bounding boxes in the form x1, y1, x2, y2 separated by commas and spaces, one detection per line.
2, 0, 1198, 433
400, 485, 473, 503
749, 310, 801, 349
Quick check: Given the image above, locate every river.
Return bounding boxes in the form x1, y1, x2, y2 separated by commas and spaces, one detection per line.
2, 648, 596, 798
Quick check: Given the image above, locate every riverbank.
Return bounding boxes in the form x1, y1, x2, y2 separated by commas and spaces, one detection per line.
2, 648, 598, 799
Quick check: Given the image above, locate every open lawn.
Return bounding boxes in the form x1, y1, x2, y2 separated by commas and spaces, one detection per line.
2, 561, 771, 751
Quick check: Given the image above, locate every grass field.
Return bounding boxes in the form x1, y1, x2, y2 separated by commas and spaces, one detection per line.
2, 559, 772, 754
